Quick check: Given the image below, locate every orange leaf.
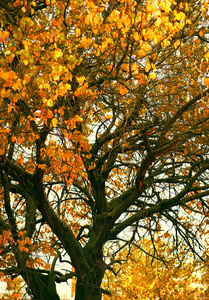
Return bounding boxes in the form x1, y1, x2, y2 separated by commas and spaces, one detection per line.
17, 137, 23, 144
74, 115, 83, 122
119, 86, 128, 96
11, 135, 16, 143
204, 77, 209, 87
110, 10, 120, 21
0, 31, 9, 42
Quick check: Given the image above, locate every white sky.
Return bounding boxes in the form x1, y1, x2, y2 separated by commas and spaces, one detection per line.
0, 280, 72, 299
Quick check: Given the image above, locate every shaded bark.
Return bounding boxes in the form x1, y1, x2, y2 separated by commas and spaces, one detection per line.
74, 246, 105, 300
74, 264, 105, 300
75, 277, 102, 300
21, 269, 60, 300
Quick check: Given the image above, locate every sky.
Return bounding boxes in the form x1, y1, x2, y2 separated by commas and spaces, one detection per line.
0, 280, 72, 299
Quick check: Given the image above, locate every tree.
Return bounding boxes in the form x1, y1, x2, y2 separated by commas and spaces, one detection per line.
103, 239, 204, 300
0, 0, 209, 299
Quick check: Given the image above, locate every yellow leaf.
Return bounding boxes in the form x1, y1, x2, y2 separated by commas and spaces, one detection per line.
205, 52, 209, 62
66, 83, 71, 90
47, 99, 53, 107
52, 118, 58, 127
149, 72, 156, 80
23, 59, 29, 65
74, 115, 83, 122
145, 63, 151, 73
160, 0, 171, 13
133, 32, 139, 41
75, 28, 81, 37
53, 48, 63, 60
141, 42, 152, 52
76, 76, 85, 85
174, 40, 180, 49
155, 17, 161, 27
175, 11, 185, 21
149, 278, 157, 289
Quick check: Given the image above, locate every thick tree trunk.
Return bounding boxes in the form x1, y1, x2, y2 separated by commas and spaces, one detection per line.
75, 277, 103, 300
74, 258, 105, 300
22, 269, 60, 300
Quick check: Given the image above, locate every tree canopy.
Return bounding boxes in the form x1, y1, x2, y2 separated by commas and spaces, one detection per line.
1, 0, 209, 299
103, 239, 205, 300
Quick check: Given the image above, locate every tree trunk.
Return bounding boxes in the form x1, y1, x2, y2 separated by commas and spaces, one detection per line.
74, 259, 105, 300
75, 276, 103, 300
22, 269, 60, 300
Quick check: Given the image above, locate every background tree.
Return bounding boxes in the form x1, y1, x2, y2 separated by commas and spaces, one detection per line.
1, 0, 209, 299
103, 238, 205, 300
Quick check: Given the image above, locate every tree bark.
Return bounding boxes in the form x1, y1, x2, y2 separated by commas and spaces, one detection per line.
22, 269, 60, 300
74, 276, 103, 300
74, 253, 105, 300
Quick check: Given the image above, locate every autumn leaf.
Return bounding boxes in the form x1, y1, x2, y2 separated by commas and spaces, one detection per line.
0, 31, 9, 42
52, 117, 58, 127
11, 135, 16, 143
103, 240, 204, 300
110, 10, 120, 22
74, 115, 83, 122
0, 148, 5, 155
53, 48, 63, 60
0, 1, 209, 299
47, 99, 53, 107
174, 40, 180, 49
17, 136, 23, 144
204, 77, 209, 87
76, 76, 85, 85
133, 32, 139, 41
149, 72, 157, 80
119, 85, 128, 95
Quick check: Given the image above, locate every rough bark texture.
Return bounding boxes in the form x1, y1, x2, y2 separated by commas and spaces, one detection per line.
74, 248, 105, 300
22, 270, 60, 300
75, 277, 102, 300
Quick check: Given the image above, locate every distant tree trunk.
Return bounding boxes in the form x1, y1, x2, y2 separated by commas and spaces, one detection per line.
22, 269, 60, 300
